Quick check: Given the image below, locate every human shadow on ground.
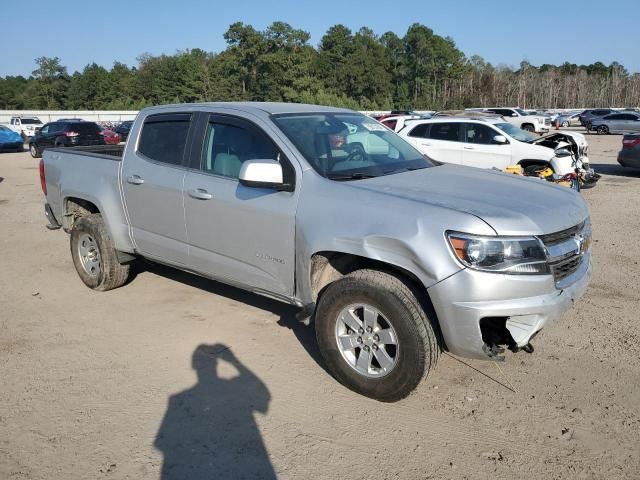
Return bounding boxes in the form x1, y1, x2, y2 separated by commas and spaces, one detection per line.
155, 344, 277, 480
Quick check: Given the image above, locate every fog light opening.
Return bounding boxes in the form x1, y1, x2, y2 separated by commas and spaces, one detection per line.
480, 317, 522, 359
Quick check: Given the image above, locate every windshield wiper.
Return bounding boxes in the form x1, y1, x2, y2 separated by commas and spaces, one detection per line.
326, 172, 377, 181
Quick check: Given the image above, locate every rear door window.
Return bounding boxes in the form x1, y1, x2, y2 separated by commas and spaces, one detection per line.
408, 124, 429, 138
138, 114, 192, 166
427, 123, 462, 142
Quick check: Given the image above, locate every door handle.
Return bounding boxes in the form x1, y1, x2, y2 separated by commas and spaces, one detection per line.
464, 146, 475, 150
188, 188, 213, 200
422, 142, 432, 146
126, 175, 145, 185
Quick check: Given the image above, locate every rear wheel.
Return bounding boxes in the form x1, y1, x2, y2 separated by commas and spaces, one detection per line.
596, 125, 609, 135
562, 120, 569, 127
70, 214, 130, 291
315, 269, 439, 402
29, 143, 40, 158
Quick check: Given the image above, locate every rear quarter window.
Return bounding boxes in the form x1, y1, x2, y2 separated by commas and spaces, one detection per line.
138, 114, 191, 166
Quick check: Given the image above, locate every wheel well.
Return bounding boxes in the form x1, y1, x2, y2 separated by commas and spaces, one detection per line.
310, 252, 424, 300
63, 197, 100, 232
521, 123, 535, 129
309, 251, 445, 348
518, 159, 550, 169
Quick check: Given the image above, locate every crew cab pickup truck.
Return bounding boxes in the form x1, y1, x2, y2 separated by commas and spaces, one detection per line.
2, 116, 43, 140
40, 102, 592, 401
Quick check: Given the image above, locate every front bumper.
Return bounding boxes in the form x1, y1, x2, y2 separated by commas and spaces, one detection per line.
535, 124, 550, 133
428, 254, 591, 360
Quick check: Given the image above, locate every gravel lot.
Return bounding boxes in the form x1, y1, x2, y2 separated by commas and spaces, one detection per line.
1, 132, 639, 479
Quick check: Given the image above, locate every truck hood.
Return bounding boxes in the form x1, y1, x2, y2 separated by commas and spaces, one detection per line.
350, 164, 589, 236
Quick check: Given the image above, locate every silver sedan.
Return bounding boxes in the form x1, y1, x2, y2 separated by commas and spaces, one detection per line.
590, 112, 640, 134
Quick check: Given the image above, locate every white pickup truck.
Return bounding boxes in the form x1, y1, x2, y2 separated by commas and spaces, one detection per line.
477, 108, 550, 134
2, 116, 43, 141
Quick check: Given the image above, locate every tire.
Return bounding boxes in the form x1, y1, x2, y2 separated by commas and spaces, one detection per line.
29, 143, 41, 158
315, 269, 439, 402
70, 213, 130, 291
522, 124, 535, 132
562, 121, 569, 127
596, 125, 609, 135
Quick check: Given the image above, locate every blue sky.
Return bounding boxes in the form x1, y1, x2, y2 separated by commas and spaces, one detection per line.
2, 0, 638, 76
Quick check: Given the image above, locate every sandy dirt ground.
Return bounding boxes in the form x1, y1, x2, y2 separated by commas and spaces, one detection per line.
1, 131, 639, 480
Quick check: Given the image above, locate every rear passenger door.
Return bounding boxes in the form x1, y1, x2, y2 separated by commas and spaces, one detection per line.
462, 123, 512, 169
418, 122, 463, 164
121, 113, 193, 266
182, 113, 297, 297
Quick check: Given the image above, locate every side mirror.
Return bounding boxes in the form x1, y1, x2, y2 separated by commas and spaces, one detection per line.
555, 148, 572, 158
493, 135, 508, 144
511, 113, 518, 117
239, 159, 286, 190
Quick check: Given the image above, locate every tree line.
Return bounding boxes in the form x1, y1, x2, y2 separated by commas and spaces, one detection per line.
1, 21, 638, 111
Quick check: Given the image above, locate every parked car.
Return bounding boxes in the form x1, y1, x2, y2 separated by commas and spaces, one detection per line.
115, 120, 134, 142
396, 117, 591, 176
589, 112, 640, 134
1, 116, 43, 141
0, 125, 24, 152
29, 121, 105, 158
101, 129, 121, 145
557, 112, 581, 127
617, 134, 640, 168
39, 102, 592, 402
579, 109, 614, 127
476, 107, 551, 133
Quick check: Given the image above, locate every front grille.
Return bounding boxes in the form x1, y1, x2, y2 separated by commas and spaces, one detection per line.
539, 221, 585, 245
539, 220, 589, 286
544, 118, 551, 125
550, 256, 582, 283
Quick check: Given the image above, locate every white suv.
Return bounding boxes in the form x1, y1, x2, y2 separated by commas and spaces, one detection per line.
397, 117, 586, 176
476, 108, 550, 134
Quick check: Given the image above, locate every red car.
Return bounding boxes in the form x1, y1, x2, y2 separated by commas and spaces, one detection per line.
101, 129, 121, 145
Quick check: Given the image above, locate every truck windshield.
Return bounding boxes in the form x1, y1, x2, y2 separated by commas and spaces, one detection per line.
494, 122, 538, 143
272, 113, 434, 180
20, 118, 42, 124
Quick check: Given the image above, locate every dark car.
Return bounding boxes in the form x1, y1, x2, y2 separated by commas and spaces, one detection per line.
29, 121, 105, 158
115, 120, 134, 142
618, 134, 640, 169
579, 109, 614, 127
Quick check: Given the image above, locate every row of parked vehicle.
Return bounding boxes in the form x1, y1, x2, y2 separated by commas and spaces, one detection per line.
0, 115, 134, 155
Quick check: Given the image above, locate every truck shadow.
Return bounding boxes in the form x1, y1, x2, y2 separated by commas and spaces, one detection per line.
136, 261, 327, 373
155, 343, 277, 479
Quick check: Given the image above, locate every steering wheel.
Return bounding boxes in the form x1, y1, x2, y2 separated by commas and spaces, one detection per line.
344, 143, 367, 163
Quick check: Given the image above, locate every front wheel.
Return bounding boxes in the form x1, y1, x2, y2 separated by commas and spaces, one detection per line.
315, 269, 439, 402
562, 121, 569, 127
522, 124, 535, 132
70, 214, 130, 291
29, 143, 40, 158
597, 125, 609, 135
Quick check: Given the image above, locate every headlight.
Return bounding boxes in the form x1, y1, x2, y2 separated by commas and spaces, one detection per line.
447, 232, 549, 275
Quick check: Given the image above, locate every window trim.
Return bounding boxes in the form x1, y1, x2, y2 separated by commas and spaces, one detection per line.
135, 112, 194, 169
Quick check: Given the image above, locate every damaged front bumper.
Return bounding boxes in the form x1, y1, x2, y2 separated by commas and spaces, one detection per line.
427, 254, 591, 360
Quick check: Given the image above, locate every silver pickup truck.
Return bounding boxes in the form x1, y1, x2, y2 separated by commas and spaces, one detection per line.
40, 102, 592, 401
